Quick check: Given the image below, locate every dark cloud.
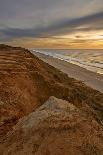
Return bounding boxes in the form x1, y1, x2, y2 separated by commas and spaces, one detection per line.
0, 11, 103, 40
75, 36, 82, 38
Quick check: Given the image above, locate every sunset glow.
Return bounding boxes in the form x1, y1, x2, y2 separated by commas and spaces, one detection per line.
0, 0, 103, 49
7, 30, 103, 49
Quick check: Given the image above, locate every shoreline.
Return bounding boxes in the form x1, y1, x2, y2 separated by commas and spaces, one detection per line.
32, 51, 103, 93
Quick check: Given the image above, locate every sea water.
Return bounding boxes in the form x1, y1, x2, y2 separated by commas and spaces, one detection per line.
32, 49, 103, 75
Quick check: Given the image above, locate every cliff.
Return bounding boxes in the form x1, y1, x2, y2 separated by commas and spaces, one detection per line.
0, 45, 103, 154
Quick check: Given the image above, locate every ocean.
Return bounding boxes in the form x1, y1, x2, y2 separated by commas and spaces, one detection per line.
32, 49, 103, 75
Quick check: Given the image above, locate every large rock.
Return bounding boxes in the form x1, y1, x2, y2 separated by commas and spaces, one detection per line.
0, 97, 103, 155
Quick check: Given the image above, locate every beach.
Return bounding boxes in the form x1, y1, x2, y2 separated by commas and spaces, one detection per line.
32, 51, 103, 93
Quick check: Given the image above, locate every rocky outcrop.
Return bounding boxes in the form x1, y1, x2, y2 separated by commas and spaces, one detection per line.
0, 97, 103, 155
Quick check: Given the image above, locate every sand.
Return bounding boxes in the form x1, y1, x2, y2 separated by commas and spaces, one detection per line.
1, 96, 103, 155
32, 51, 103, 93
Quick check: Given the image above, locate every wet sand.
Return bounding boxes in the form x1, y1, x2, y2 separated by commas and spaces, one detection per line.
32, 51, 103, 93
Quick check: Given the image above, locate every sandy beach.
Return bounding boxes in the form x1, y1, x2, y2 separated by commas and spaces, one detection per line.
32, 51, 103, 93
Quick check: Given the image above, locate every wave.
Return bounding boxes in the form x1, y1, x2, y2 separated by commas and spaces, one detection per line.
32, 49, 103, 75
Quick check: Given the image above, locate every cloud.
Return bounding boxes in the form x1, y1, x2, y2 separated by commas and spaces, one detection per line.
0, 1, 103, 24
0, 11, 103, 41
0, 0, 103, 42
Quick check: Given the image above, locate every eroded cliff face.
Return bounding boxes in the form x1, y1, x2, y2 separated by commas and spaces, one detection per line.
0, 45, 103, 144
0, 97, 103, 155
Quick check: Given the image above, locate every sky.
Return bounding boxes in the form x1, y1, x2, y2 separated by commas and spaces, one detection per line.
0, 0, 103, 48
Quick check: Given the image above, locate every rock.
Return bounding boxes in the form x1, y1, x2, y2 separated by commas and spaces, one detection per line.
0, 97, 103, 155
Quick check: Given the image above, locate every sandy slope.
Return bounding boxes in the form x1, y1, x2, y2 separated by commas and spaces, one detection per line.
32, 51, 103, 93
